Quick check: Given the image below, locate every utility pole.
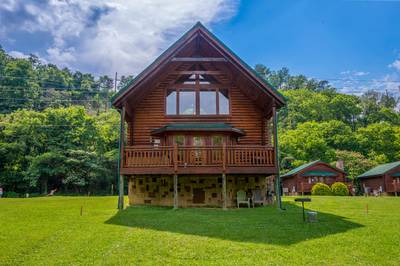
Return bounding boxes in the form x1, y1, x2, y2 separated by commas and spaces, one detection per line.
114, 72, 118, 92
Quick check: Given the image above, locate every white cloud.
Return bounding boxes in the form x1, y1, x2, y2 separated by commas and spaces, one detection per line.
1, 0, 238, 75
340, 70, 369, 76
8, 50, 29, 59
389, 59, 400, 71
353, 71, 369, 76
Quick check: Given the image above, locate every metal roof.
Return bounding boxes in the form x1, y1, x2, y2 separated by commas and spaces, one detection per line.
151, 123, 245, 136
281, 160, 320, 178
301, 170, 337, 177
357, 161, 400, 179
281, 160, 345, 178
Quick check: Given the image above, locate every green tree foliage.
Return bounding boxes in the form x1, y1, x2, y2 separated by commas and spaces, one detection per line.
331, 182, 349, 196
311, 183, 332, 195
0, 106, 119, 195
334, 150, 377, 180
0, 48, 115, 114
355, 122, 400, 162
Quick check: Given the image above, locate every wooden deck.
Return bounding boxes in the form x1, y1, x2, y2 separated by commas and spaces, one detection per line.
121, 145, 277, 175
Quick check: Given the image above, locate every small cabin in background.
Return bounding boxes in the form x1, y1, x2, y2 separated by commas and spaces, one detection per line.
281, 160, 347, 195
112, 22, 285, 208
357, 161, 400, 196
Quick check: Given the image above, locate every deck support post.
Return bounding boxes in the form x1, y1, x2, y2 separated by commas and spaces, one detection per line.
173, 173, 178, 209
222, 173, 227, 210
117, 106, 126, 210
272, 104, 283, 210
222, 143, 227, 210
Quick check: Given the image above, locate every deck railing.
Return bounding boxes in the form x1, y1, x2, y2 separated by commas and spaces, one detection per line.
123, 145, 275, 169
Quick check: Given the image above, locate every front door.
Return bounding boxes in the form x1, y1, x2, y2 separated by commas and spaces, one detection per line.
193, 188, 205, 204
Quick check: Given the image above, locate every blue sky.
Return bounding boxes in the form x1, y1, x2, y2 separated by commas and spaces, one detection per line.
1, 0, 400, 95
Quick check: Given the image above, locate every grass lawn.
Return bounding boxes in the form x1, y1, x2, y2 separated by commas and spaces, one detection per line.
0, 196, 399, 265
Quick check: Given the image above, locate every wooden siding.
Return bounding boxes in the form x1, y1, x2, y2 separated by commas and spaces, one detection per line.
130, 84, 268, 146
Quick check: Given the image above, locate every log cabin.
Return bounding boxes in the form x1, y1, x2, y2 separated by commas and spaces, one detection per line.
357, 161, 400, 196
281, 161, 347, 195
111, 22, 285, 209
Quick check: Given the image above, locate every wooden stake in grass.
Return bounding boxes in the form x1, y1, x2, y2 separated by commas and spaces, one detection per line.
80, 206, 83, 216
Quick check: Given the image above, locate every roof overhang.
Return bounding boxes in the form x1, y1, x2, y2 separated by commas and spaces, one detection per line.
151, 123, 245, 137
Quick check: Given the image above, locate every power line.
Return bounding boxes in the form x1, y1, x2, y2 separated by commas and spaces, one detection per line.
0, 74, 123, 81
0, 88, 111, 95
0, 97, 108, 103
0, 85, 112, 93
0, 73, 398, 83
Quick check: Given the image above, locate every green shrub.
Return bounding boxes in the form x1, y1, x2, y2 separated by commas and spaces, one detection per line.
311, 183, 332, 195
331, 182, 349, 196
4, 191, 20, 198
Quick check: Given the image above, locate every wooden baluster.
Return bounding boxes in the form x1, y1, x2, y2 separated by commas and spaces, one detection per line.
173, 144, 178, 172
222, 143, 226, 172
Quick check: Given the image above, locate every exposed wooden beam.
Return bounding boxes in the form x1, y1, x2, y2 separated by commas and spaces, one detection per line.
172, 70, 224, 75
171, 57, 227, 62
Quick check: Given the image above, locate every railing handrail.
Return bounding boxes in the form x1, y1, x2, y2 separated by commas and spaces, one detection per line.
124, 145, 274, 149
123, 145, 275, 168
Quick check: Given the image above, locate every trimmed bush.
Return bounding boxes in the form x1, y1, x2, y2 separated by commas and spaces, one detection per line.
331, 182, 349, 196
311, 183, 332, 195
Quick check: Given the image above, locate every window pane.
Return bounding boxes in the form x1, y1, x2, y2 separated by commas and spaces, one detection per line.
219, 89, 229, 115
174, 135, 185, 146
200, 91, 217, 115
166, 90, 177, 115
212, 136, 223, 146
192, 136, 204, 146
199, 74, 211, 84
179, 91, 196, 115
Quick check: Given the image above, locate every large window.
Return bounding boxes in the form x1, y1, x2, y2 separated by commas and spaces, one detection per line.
166, 73, 230, 116
167, 88, 229, 116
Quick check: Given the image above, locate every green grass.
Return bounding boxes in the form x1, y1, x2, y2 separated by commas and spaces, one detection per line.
0, 196, 399, 265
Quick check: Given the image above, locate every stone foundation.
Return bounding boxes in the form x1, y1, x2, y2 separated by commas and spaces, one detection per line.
128, 174, 274, 208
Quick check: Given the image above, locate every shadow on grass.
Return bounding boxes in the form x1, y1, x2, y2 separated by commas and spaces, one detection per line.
105, 202, 363, 245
